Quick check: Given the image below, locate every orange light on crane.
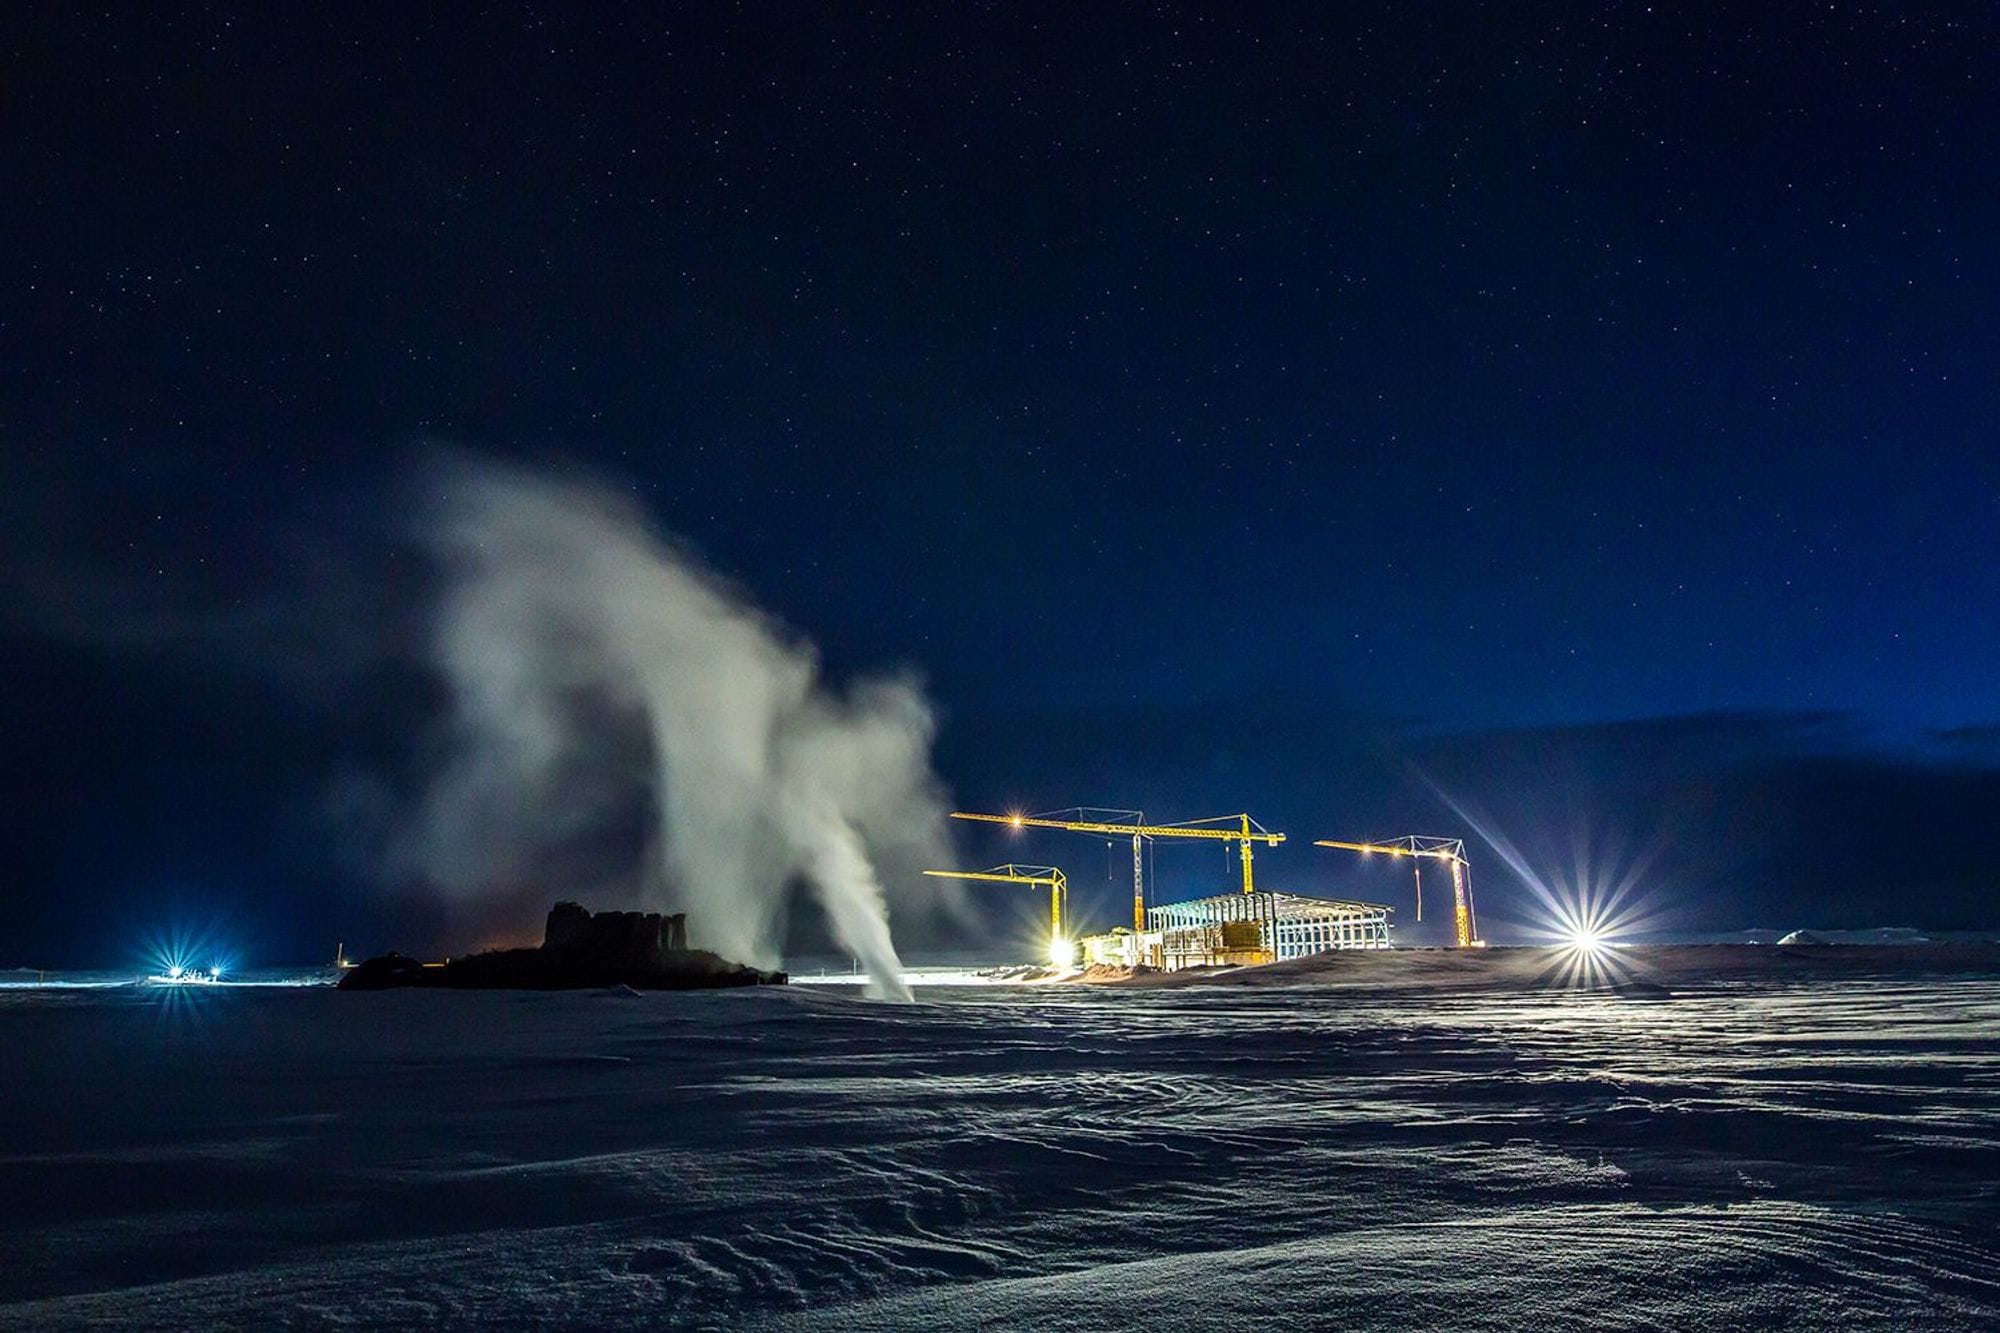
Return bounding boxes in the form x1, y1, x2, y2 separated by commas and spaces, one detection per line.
924, 864, 1070, 965
1315, 836, 1483, 948
953, 809, 1284, 931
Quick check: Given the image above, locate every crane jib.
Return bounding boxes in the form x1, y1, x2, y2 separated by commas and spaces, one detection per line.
950, 810, 1285, 901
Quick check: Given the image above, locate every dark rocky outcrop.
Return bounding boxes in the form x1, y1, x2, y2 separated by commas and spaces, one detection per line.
541, 901, 688, 960
338, 902, 785, 991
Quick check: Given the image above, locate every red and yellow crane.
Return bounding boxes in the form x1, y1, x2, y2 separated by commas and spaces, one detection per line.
951, 809, 1285, 931
923, 864, 1070, 966
1314, 836, 1482, 947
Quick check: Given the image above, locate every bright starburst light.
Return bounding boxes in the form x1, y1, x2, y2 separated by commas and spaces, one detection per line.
1414, 772, 1677, 990
1562, 922, 1606, 954
141, 923, 234, 988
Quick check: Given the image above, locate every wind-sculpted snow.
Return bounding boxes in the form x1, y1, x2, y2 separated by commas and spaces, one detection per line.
2, 949, 1997, 1330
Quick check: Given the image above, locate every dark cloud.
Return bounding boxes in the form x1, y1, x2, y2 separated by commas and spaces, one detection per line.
1409, 712, 2000, 934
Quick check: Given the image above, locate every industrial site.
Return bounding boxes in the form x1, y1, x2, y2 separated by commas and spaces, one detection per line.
929, 808, 1482, 972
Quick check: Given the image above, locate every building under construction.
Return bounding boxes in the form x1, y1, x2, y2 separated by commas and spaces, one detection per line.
943, 805, 1466, 972
1080, 891, 1393, 969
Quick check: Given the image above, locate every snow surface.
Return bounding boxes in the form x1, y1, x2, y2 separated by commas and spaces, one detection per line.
3, 947, 1998, 1330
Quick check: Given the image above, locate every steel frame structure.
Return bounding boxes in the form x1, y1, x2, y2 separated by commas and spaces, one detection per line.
1146, 890, 1392, 969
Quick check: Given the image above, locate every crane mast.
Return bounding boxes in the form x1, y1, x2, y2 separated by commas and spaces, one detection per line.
923, 864, 1069, 964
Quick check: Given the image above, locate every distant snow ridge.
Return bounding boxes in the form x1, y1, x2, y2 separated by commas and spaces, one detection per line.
1778, 927, 1934, 946
393, 452, 951, 1001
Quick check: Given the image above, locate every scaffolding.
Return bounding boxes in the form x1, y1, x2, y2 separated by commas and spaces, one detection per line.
1143, 891, 1392, 969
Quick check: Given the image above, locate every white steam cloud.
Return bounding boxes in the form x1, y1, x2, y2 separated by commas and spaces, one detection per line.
397, 453, 950, 1000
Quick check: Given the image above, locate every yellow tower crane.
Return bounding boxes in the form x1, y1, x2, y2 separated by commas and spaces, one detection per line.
923, 864, 1070, 967
1314, 836, 1482, 948
951, 810, 1284, 931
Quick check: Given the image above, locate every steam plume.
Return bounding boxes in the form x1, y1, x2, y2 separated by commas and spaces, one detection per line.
399, 453, 946, 1000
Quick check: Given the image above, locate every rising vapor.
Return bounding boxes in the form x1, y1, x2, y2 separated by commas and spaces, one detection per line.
397, 452, 949, 999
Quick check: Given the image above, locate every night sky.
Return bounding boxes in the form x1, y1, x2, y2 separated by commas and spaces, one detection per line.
4, 3, 1996, 965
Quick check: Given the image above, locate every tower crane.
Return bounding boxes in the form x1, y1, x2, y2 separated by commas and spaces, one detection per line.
952, 809, 1284, 931
1314, 836, 1482, 948
922, 864, 1069, 966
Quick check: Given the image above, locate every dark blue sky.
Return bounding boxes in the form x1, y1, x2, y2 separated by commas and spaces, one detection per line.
3, 3, 1996, 962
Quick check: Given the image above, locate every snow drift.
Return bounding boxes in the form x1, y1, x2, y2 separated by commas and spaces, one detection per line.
4, 958, 1997, 1328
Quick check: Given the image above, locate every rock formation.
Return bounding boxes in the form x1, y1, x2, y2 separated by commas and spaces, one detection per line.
338, 902, 785, 991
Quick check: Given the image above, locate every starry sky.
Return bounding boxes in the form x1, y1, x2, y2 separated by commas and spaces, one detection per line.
3, 3, 1996, 963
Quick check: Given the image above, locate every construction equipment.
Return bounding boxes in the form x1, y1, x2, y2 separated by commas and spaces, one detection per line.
923, 864, 1070, 965
1314, 836, 1481, 947
952, 810, 1285, 930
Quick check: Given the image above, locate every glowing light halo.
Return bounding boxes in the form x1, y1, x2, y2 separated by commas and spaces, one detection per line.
140, 922, 234, 989
1415, 774, 1668, 939
1398, 769, 1686, 993
1562, 922, 1606, 954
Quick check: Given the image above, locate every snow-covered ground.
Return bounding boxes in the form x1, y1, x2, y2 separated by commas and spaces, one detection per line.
3, 948, 1997, 1330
